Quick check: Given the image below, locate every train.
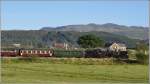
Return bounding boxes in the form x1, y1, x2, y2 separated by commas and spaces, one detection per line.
0, 48, 128, 59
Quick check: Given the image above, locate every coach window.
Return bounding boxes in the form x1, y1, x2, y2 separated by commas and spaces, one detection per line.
31, 50, 33, 54
40, 51, 42, 54
26, 50, 28, 54
44, 51, 47, 54
49, 51, 51, 54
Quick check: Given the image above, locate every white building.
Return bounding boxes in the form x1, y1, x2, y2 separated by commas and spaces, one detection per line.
108, 43, 127, 52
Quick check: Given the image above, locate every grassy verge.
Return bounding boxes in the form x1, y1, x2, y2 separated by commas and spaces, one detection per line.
1, 58, 149, 83
1, 57, 119, 65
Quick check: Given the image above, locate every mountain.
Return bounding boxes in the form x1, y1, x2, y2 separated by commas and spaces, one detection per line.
2, 30, 139, 49
41, 23, 149, 40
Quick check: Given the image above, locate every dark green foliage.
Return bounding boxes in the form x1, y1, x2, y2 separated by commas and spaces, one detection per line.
77, 34, 104, 48
136, 52, 149, 64
135, 42, 149, 64
136, 42, 149, 51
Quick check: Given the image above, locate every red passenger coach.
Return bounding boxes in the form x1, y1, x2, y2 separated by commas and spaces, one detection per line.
1, 51, 18, 57
20, 49, 53, 57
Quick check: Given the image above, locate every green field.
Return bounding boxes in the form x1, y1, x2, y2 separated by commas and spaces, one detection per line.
1, 58, 149, 84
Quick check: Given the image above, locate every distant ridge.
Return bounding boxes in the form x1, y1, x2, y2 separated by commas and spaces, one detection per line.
41, 23, 148, 40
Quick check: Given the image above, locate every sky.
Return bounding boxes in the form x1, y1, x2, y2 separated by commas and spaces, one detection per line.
1, 0, 149, 30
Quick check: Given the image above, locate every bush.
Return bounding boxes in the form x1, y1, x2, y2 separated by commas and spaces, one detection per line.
77, 34, 104, 48
127, 49, 137, 60
136, 52, 149, 64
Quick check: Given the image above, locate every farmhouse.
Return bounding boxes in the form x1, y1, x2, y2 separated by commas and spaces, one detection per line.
13, 43, 21, 48
105, 42, 127, 52
53, 43, 69, 50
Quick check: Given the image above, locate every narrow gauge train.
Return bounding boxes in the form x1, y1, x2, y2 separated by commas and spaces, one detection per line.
1, 48, 128, 59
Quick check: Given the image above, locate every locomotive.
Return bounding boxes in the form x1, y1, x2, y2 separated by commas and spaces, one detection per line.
84, 48, 128, 59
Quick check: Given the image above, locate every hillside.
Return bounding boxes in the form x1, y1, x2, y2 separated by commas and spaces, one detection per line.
2, 30, 139, 49
41, 23, 149, 40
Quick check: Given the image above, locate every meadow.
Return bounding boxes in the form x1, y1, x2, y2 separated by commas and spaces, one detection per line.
1, 57, 149, 84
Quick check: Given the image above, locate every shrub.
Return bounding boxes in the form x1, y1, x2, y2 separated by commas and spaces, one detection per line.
136, 52, 149, 64
77, 34, 104, 48
127, 49, 137, 60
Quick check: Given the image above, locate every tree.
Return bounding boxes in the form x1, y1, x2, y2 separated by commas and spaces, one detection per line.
77, 34, 104, 48
136, 42, 149, 64
136, 42, 148, 52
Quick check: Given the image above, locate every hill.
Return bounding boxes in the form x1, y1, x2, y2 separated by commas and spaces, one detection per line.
41, 23, 148, 40
2, 30, 139, 49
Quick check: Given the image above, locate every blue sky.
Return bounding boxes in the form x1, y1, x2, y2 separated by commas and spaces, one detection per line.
1, 1, 149, 30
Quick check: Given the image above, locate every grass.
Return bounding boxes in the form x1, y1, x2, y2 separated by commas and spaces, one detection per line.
1, 58, 149, 84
